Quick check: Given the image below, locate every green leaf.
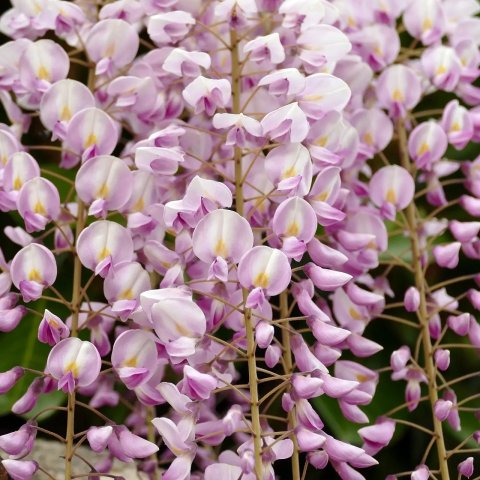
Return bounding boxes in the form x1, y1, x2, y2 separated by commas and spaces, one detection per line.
380, 233, 411, 263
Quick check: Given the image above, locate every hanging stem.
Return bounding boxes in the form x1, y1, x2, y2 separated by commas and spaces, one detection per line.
280, 291, 300, 480
65, 393, 76, 479
65, 196, 86, 480
146, 406, 158, 480
397, 120, 450, 480
230, 23, 263, 478
71, 200, 85, 338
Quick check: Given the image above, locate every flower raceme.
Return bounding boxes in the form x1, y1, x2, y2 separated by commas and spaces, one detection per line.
0, 1, 478, 480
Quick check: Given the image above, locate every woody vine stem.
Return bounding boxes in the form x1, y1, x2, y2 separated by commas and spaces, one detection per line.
398, 121, 450, 480
65, 199, 85, 480
230, 24, 264, 479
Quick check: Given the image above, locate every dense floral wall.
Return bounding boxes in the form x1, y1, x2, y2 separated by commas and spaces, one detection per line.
0, 1, 479, 479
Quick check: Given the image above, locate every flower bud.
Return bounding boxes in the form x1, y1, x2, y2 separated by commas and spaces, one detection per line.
458, 457, 474, 478
468, 289, 480, 310
434, 349, 450, 371
87, 426, 113, 453
296, 427, 326, 451
358, 418, 396, 456
404, 287, 420, 312
308, 450, 329, 469
433, 242, 461, 269
265, 344, 281, 368
304, 263, 352, 291
434, 399, 453, 421
11, 378, 45, 415
406, 376, 423, 412
0, 421, 36, 457
1, 459, 38, 480
38, 309, 69, 346
181, 365, 217, 401
448, 313, 472, 336
292, 375, 324, 399
429, 315, 442, 340
281, 392, 294, 412
411, 465, 429, 480
0, 366, 24, 394
314, 344, 342, 366
390, 346, 410, 372
255, 321, 274, 349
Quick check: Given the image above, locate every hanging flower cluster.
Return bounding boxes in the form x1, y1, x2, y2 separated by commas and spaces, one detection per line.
0, 0, 479, 479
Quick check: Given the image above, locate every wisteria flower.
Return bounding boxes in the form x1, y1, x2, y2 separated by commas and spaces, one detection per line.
46, 338, 101, 393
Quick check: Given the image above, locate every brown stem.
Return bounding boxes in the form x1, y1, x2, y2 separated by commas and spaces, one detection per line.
398, 120, 450, 480
65, 393, 76, 480
229, 20, 264, 478
65, 175, 86, 479
280, 291, 300, 479
146, 406, 158, 479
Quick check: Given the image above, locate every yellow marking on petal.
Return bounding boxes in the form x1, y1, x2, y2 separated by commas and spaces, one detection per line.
175, 322, 190, 336
105, 44, 115, 57
34, 201, 46, 215
13, 176, 23, 190
417, 142, 430, 156
349, 307, 363, 320
119, 288, 134, 300
28, 269, 42, 282
48, 317, 59, 328
386, 189, 397, 204
392, 89, 404, 102
37, 65, 50, 81
60, 105, 72, 122
220, 53, 228, 67
84, 133, 97, 148
214, 239, 228, 258
253, 272, 269, 289
314, 136, 328, 147
132, 197, 145, 212
1, 156, 7, 165
123, 357, 138, 368
171, 446, 186, 456
356, 374, 368, 382
97, 247, 111, 261
254, 198, 266, 213
282, 166, 297, 179
302, 94, 324, 102
347, 16, 356, 28
435, 65, 446, 75
422, 17, 432, 32
286, 222, 299, 236
450, 122, 461, 132
374, 46, 383, 56
96, 182, 109, 199
65, 362, 79, 377
32, 0, 42, 14
363, 132, 374, 146
314, 191, 329, 202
